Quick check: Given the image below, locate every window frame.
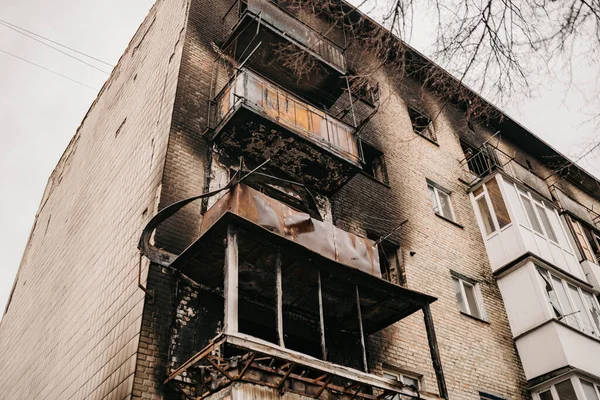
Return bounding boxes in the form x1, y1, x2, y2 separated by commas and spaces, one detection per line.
360, 140, 389, 185
472, 179, 512, 238
536, 266, 600, 338
581, 379, 600, 400
407, 105, 436, 143
534, 376, 600, 400
382, 367, 422, 397
451, 272, 488, 321
428, 181, 457, 222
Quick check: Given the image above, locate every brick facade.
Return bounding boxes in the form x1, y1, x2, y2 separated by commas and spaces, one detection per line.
2, 1, 599, 399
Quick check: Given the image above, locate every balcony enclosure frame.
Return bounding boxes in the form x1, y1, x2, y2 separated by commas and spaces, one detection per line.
209, 69, 361, 193
164, 183, 448, 400
221, 0, 347, 106
469, 172, 583, 278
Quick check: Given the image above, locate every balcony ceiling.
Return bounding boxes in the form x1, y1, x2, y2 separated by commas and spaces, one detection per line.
170, 186, 436, 334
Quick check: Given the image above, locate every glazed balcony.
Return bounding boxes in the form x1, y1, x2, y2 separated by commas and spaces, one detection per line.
165, 184, 448, 400
222, 0, 347, 106
209, 70, 361, 194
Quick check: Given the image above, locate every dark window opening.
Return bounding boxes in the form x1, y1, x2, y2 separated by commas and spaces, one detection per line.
361, 141, 389, 185
408, 106, 436, 142
368, 232, 402, 285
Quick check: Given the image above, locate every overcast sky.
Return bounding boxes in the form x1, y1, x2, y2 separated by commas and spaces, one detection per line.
0, 0, 598, 316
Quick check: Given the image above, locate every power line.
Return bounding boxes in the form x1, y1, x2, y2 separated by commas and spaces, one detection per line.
0, 48, 99, 91
0, 21, 111, 75
0, 18, 114, 67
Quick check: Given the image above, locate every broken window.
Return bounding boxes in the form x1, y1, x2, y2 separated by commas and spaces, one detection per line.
361, 141, 389, 185
408, 106, 436, 142
383, 368, 421, 399
537, 266, 600, 338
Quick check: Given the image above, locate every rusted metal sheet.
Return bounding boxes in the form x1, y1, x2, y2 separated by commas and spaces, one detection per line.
213, 70, 359, 163
201, 185, 381, 277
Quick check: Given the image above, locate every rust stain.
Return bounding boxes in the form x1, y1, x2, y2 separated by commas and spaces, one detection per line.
201, 184, 380, 277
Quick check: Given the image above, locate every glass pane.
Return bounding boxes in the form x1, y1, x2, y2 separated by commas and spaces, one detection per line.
568, 284, 594, 334
521, 195, 543, 234
473, 186, 484, 197
464, 283, 481, 319
438, 190, 454, 221
477, 196, 496, 235
537, 204, 558, 242
486, 179, 511, 228
538, 390, 554, 400
582, 380, 599, 400
552, 276, 579, 328
429, 185, 439, 213
572, 218, 596, 261
583, 291, 600, 335
402, 376, 419, 389
453, 278, 468, 313
555, 379, 577, 400
537, 268, 563, 318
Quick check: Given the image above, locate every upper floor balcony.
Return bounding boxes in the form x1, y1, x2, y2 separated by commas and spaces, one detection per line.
469, 171, 583, 280
164, 183, 447, 400
222, 0, 347, 106
209, 69, 361, 194
496, 260, 600, 382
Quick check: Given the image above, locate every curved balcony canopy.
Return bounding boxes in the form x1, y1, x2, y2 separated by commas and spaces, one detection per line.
210, 70, 361, 194
222, 0, 347, 106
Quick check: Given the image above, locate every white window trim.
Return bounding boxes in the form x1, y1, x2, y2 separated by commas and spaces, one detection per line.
452, 275, 488, 321
428, 182, 456, 222
514, 185, 579, 259
473, 182, 510, 238
537, 266, 600, 339
382, 369, 422, 391
533, 375, 600, 400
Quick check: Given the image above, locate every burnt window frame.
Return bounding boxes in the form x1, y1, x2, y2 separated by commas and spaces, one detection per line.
360, 140, 389, 185
407, 105, 436, 143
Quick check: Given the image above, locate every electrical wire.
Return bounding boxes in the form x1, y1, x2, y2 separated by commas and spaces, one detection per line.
0, 18, 114, 67
0, 48, 99, 91
0, 21, 111, 75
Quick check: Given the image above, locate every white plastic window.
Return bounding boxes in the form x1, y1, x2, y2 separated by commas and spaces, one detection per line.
428, 183, 456, 222
453, 276, 487, 320
537, 266, 600, 338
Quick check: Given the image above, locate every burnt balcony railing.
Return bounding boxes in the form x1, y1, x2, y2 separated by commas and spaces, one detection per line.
209, 70, 361, 193
222, 0, 347, 106
165, 183, 448, 400
242, 0, 346, 72
460, 141, 553, 198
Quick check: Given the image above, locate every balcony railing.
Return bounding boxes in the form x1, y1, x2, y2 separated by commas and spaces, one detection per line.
226, 0, 346, 73
212, 69, 360, 163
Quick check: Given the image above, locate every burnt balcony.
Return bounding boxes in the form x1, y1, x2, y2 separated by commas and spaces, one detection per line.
222, 0, 346, 106
165, 184, 448, 400
209, 70, 361, 194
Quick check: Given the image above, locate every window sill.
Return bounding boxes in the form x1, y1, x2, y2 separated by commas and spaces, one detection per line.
360, 171, 391, 189
414, 132, 439, 147
459, 311, 489, 324
435, 213, 464, 229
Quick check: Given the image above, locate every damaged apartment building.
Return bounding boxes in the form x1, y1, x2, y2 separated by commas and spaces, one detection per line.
2, 0, 600, 400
